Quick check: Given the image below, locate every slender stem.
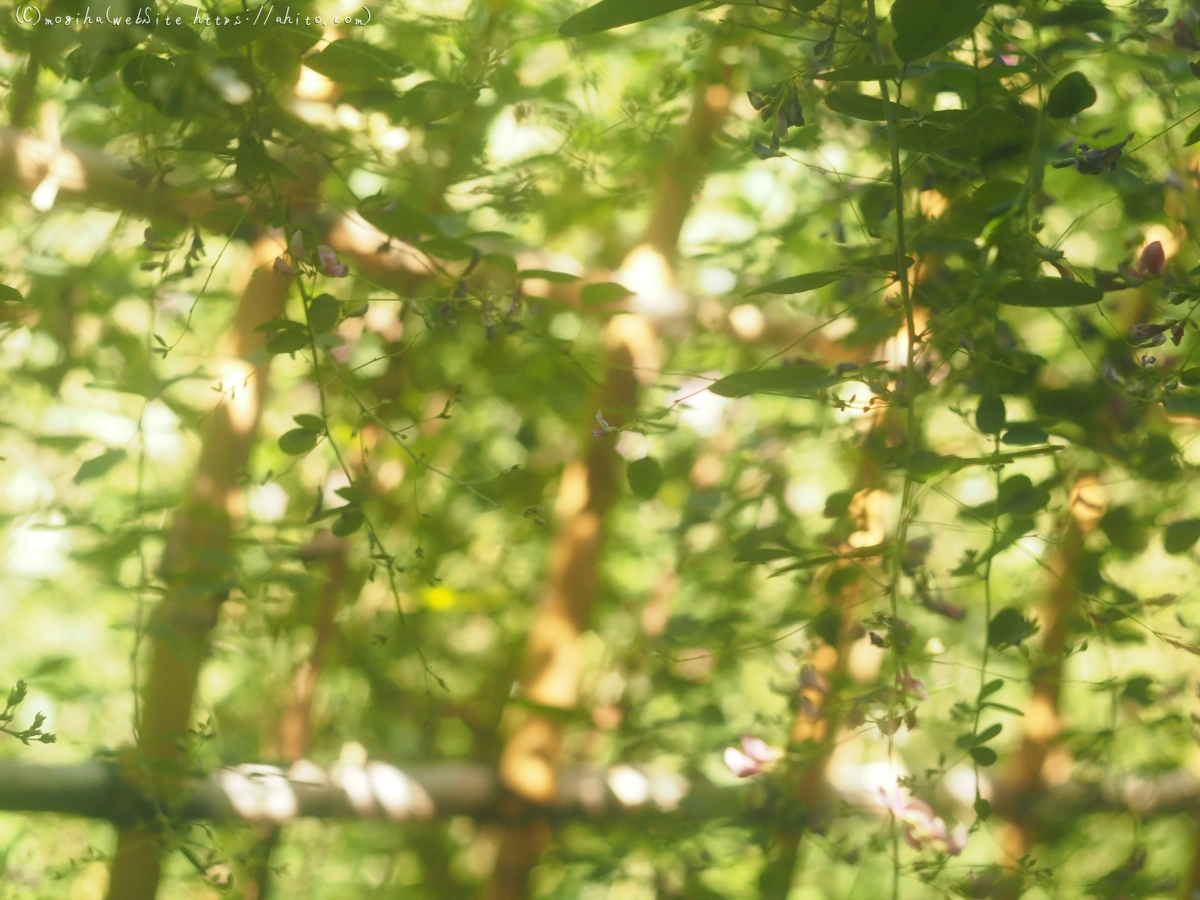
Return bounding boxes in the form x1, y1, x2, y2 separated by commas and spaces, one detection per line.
864, 5, 918, 898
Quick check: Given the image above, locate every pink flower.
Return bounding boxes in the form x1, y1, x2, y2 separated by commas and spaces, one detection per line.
740, 734, 782, 764
290, 230, 306, 260
318, 244, 349, 278
876, 787, 968, 856
273, 256, 294, 277
1136, 241, 1166, 277
723, 734, 782, 778
723, 746, 764, 778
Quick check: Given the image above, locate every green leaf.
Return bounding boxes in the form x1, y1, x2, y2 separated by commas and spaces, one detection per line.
304, 39, 403, 87
0, 284, 23, 302
979, 678, 1004, 699
746, 270, 845, 296
1180, 367, 1200, 386
627, 456, 664, 499
974, 797, 992, 820
74, 449, 127, 484
482, 254, 518, 275
308, 294, 339, 334
581, 282, 634, 305
709, 365, 840, 398
891, 0, 986, 62
1040, 0, 1110, 25
735, 547, 796, 563
418, 237, 476, 261
902, 451, 966, 482
976, 395, 1006, 435
279, 428, 319, 455
265, 321, 310, 354
559, 0, 701, 36
358, 195, 440, 240
815, 64, 898, 81
988, 607, 1038, 649
975, 722, 1002, 744
970, 746, 998, 766
1163, 518, 1200, 554
292, 414, 325, 432
1001, 422, 1049, 446
331, 504, 365, 537
1045, 71, 1097, 119
824, 91, 916, 121
995, 278, 1102, 308
335, 485, 366, 503
384, 81, 478, 123
518, 269, 582, 283
1185, 123, 1200, 147
973, 180, 1023, 217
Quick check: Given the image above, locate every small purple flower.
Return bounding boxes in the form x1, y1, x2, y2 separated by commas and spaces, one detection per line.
273, 256, 294, 277
290, 230, 305, 261
896, 664, 927, 701
318, 244, 349, 278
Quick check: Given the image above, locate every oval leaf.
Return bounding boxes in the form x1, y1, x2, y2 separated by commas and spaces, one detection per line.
581, 282, 634, 306
988, 607, 1038, 649
976, 395, 1006, 435
74, 449, 127, 484
279, 428, 319, 455
1045, 71, 1097, 119
815, 64, 899, 81
627, 456, 664, 499
0, 284, 23, 302
1001, 422, 1048, 445
709, 365, 840, 398
560, 0, 701, 36
995, 278, 1102, 308
892, 0, 986, 62
331, 504, 365, 537
1164, 518, 1200, 554
746, 270, 845, 297
292, 414, 325, 432
308, 294, 339, 334
970, 746, 998, 766
825, 91, 916, 121
518, 269, 582, 283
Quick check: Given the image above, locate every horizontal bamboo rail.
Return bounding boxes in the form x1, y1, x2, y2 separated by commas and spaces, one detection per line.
0, 760, 1195, 828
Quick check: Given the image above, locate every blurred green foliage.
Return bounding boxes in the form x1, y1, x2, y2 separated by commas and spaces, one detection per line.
1, 0, 1200, 897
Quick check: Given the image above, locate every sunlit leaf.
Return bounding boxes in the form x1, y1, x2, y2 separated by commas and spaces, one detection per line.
559, 0, 701, 36
74, 449, 127, 484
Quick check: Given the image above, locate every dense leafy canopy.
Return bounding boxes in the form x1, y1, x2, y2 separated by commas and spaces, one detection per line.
2, 0, 1200, 898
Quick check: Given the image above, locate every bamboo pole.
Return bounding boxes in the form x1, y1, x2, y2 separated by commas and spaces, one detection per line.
104, 236, 293, 900
487, 61, 732, 900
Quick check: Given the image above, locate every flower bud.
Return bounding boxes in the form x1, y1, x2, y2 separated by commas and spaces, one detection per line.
1175, 18, 1200, 49
1136, 240, 1166, 277
318, 244, 349, 278
290, 230, 305, 260
273, 256, 294, 277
